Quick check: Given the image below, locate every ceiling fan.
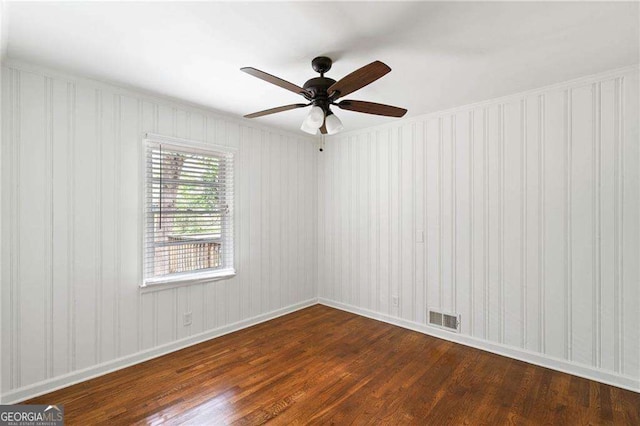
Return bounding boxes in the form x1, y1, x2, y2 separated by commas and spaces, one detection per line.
241, 56, 407, 136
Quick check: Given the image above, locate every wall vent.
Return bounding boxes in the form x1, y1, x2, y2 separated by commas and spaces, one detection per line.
428, 309, 460, 332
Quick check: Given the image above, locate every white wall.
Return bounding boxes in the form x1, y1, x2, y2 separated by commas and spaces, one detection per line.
0, 61, 318, 402
318, 66, 640, 391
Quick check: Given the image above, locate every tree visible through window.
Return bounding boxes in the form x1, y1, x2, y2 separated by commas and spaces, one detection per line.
143, 136, 234, 286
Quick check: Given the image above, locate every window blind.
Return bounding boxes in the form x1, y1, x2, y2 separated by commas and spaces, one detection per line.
143, 137, 234, 285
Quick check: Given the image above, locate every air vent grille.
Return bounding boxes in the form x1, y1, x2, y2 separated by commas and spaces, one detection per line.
429, 311, 443, 326
443, 314, 458, 330
428, 309, 459, 332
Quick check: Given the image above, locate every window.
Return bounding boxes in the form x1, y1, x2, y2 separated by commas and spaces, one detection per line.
142, 134, 235, 287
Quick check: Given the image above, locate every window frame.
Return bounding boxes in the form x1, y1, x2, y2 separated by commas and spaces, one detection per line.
140, 133, 236, 290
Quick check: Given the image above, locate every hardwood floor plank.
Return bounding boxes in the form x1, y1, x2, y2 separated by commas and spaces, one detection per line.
24, 305, 640, 424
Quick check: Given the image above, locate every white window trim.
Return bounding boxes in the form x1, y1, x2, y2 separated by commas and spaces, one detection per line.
139, 132, 237, 290
140, 269, 236, 293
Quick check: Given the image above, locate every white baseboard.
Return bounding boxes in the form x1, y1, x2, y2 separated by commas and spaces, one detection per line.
318, 298, 640, 394
1, 298, 318, 404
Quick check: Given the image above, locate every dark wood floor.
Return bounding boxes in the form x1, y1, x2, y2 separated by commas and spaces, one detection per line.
26, 305, 639, 425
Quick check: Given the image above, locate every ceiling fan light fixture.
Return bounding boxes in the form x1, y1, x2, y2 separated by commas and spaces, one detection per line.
303, 105, 325, 129
300, 119, 318, 135
325, 111, 344, 135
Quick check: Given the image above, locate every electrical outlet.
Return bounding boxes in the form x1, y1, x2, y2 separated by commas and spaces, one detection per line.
183, 312, 192, 326
392, 296, 399, 307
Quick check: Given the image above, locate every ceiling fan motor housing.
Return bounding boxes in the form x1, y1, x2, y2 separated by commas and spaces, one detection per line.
304, 56, 337, 112
303, 76, 336, 111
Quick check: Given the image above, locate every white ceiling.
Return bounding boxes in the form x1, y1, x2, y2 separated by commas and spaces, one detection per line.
5, 1, 639, 134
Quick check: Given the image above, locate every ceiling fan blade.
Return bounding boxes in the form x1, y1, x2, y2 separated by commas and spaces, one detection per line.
244, 103, 309, 119
336, 100, 407, 117
328, 61, 391, 99
319, 118, 327, 135
241, 67, 310, 97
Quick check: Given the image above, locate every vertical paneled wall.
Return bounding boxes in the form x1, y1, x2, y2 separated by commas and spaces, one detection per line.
1, 63, 317, 399
318, 67, 640, 388
1, 61, 638, 399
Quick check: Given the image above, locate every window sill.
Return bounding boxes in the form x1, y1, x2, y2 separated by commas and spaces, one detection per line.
140, 268, 236, 293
